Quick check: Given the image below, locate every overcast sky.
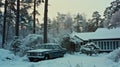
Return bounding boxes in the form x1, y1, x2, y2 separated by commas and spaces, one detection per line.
39, 0, 114, 19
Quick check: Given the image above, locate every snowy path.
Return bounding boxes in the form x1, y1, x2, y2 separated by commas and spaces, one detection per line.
0, 54, 119, 67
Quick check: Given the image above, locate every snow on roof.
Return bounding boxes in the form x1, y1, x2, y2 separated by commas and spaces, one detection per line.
74, 27, 120, 40
70, 32, 83, 44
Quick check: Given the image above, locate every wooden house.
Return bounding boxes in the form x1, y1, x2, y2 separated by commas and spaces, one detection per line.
71, 28, 120, 52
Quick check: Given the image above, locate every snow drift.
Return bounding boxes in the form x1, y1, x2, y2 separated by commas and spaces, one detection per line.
0, 49, 19, 61
107, 47, 120, 62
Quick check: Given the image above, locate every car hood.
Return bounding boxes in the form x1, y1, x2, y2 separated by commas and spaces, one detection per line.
27, 49, 52, 52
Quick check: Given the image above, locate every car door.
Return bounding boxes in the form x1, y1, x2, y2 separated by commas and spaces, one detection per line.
54, 49, 61, 57
50, 45, 59, 58
52, 45, 64, 58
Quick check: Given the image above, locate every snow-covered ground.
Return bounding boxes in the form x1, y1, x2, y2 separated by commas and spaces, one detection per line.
0, 49, 120, 67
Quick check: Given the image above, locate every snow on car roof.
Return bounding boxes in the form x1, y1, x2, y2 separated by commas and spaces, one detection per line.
27, 49, 52, 52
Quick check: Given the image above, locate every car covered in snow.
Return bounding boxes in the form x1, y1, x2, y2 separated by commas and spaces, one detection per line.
80, 42, 100, 56
27, 43, 66, 61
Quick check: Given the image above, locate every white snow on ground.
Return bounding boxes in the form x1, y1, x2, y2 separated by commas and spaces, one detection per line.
0, 49, 120, 67
107, 48, 120, 62
0, 49, 20, 61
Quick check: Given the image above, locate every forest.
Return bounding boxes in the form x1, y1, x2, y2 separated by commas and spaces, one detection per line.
0, 0, 120, 67
0, 0, 120, 56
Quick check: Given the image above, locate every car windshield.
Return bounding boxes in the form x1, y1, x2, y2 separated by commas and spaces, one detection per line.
39, 45, 62, 49
53, 45, 62, 49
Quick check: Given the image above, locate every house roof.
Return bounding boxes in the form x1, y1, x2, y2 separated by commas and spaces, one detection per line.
73, 27, 120, 40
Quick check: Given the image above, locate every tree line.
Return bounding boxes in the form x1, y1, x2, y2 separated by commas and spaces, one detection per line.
0, 0, 46, 48
0, 0, 120, 49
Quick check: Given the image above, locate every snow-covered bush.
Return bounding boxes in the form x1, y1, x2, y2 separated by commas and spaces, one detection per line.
19, 34, 43, 56
107, 48, 120, 62
10, 36, 22, 55
10, 34, 44, 56
80, 42, 99, 56
61, 33, 82, 53
61, 36, 77, 53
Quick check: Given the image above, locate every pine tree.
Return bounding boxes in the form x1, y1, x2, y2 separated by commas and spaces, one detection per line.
74, 14, 87, 32
33, 0, 36, 33
0, 0, 44, 48
33, 0, 44, 33
104, 0, 120, 28
44, 0, 48, 43
2, 0, 8, 48
16, 0, 20, 37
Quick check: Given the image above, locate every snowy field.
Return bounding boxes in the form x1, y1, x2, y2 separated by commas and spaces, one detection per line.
0, 49, 120, 67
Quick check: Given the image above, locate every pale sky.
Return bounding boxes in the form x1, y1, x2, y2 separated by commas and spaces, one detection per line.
39, 0, 114, 19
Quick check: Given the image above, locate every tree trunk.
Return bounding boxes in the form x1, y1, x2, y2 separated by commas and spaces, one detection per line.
33, 0, 36, 33
2, 0, 8, 48
43, 0, 48, 43
16, 0, 20, 37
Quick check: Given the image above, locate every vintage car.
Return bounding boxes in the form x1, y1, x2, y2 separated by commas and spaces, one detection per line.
27, 43, 66, 61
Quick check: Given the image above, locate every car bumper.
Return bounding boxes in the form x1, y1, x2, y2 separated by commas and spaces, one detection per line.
27, 56, 45, 59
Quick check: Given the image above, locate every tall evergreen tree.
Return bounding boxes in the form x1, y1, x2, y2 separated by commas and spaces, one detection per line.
92, 11, 103, 28
21, 0, 44, 34
87, 11, 103, 32
74, 14, 87, 32
2, 0, 8, 48
0, 0, 44, 48
33, 0, 36, 33
44, 0, 48, 43
104, 0, 120, 28
16, 0, 20, 37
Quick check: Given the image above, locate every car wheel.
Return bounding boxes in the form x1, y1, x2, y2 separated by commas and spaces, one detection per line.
60, 54, 64, 57
44, 55, 49, 60
28, 58, 34, 62
61, 55, 64, 57
29, 58, 39, 62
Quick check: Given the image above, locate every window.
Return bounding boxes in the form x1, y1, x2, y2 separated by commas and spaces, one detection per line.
98, 41, 101, 49
110, 41, 112, 49
113, 41, 116, 49
104, 42, 106, 49
116, 41, 119, 48
107, 41, 109, 49
101, 42, 104, 49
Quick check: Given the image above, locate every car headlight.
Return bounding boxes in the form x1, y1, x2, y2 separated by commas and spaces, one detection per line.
27, 52, 30, 56
37, 52, 42, 56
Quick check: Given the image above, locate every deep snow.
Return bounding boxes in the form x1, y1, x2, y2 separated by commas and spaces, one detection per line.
0, 49, 120, 67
